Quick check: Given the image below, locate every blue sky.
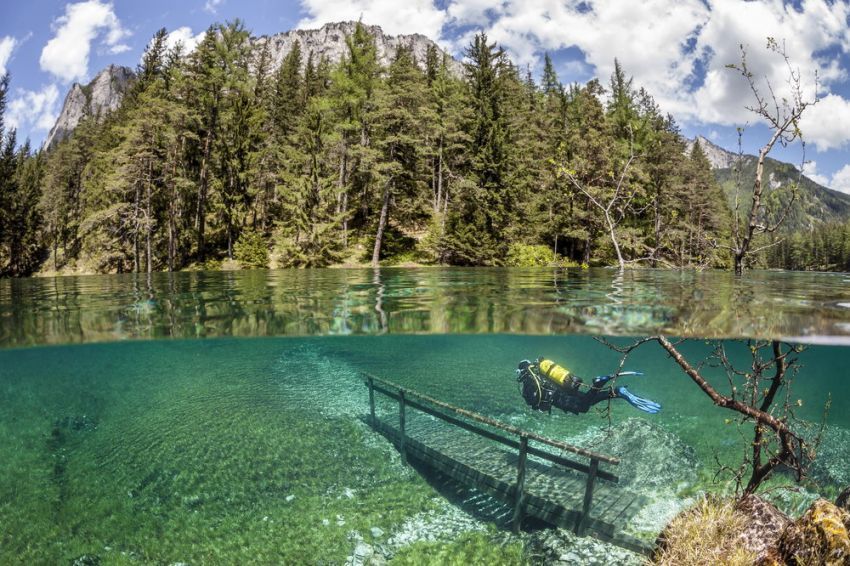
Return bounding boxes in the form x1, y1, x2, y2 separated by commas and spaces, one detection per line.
1, 0, 849, 192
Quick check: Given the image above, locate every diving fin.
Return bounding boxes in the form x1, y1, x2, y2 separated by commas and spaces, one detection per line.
615, 385, 661, 414
592, 371, 644, 387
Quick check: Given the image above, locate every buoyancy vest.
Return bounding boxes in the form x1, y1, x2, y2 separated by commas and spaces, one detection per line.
537, 359, 580, 391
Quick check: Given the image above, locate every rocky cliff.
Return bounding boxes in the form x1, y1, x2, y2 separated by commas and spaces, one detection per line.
686, 135, 738, 169
254, 21, 462, 76
45, 64, 135, 149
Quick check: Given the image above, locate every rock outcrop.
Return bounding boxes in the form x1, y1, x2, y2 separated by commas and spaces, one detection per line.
253, 21, 462, 76
45, 64, 135, 149
686, 135, 738, 169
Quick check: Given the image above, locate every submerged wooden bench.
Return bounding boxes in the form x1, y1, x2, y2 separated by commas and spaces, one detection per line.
364, 375, 653, 555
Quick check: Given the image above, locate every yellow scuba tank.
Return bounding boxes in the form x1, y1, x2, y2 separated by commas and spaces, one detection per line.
538, 359, 578, 390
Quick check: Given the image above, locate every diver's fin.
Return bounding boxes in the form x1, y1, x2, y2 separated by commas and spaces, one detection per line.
615, 385, 661, 414
592, 371, 644, 387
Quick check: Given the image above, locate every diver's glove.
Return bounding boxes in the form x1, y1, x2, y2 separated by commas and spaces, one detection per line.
615, 385, 661, 414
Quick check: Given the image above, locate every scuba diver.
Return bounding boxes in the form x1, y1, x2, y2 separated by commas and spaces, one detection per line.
516, 358, 661, 415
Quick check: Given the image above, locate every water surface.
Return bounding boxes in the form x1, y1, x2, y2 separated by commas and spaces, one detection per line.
3, 268, 850, 347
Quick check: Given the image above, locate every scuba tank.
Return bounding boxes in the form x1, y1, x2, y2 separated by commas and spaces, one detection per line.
537, 358, 580, 391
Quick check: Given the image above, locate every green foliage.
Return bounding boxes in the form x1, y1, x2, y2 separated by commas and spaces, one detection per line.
505, 243, 555, 267
3, 23, 801, 277
233, 229, 269, 268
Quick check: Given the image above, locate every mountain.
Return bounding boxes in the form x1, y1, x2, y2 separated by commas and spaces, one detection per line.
45, 64, 135, 149
688, 135, 850, 231
44, 22, 460, 149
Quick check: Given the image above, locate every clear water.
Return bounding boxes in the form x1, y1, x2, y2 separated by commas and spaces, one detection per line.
1, 268, 849, 563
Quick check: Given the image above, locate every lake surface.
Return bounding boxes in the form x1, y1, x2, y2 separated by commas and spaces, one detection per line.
3, 267, 850, 347
1, 268, 848, 564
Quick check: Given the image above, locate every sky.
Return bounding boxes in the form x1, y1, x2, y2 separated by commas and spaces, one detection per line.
1, 0, 850, 192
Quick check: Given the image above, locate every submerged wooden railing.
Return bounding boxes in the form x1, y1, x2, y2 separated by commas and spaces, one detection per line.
364, 373, 621, 536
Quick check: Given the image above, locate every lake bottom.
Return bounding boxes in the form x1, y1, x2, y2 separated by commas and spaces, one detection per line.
1, 335, 847, 564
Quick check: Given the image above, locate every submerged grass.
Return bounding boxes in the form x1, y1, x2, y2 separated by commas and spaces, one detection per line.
390, 531, 527, 565
654, 496, 757, 566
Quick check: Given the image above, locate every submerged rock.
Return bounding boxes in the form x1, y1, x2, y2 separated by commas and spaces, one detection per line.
762, 499, 850, 565
568, 418, 698, 490
735, 495, 792, 561
69, 555, 101, 566
346, 541, 386, 566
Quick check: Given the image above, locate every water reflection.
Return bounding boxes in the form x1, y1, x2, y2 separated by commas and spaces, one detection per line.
2, 267, 850, 347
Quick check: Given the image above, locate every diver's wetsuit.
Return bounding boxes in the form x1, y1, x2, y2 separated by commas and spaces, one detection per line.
516, 358, 660, 415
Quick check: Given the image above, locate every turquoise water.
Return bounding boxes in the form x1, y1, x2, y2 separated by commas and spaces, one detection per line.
1, 268, 849, 563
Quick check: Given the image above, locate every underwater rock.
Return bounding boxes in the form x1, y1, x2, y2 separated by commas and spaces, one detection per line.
370, 527, 384, 538
567, 418, 698, 490
837, 487, 850, 513
69, 555, 101, 566
735, 495, 792, 561
762, 499, 850, 565
525, 528, 643, 566
346, 541, 386, 566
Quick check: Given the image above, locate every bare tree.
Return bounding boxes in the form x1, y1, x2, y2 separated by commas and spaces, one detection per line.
598, 335, 823, 495
726, 38, 818, 275
561, 139, 637, 270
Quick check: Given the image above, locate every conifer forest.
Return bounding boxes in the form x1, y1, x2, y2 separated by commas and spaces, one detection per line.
1, 21, 848, 277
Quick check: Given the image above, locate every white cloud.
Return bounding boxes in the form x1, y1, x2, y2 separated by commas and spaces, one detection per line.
798, 94, 850, 152
6, 84, 61, 134
298, 0, 448, 43
204, 0, 224, 14
801, 160, 830, 187
0, 36, 17, 76
164, 27, 207, 54
39, 1, 131, 83
830, 164, 850, 195
440, 0, 850, 152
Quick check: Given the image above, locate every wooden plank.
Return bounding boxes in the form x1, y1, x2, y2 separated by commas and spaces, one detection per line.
367, 376, 620, 464
367, 398, 650, 555
512, 435, 528, 533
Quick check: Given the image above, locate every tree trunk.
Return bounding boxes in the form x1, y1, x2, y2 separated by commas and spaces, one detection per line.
338, 150, 348, 248
371, 184, 391, 268
197, 131, 212, 263
146, 160, 153, 275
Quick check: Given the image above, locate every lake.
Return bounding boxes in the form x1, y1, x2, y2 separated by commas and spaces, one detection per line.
1, 268, 848, 563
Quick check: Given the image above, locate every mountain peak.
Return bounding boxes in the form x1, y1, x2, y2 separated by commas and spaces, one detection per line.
687, 135, 738, 170
44, 65, 135, 149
